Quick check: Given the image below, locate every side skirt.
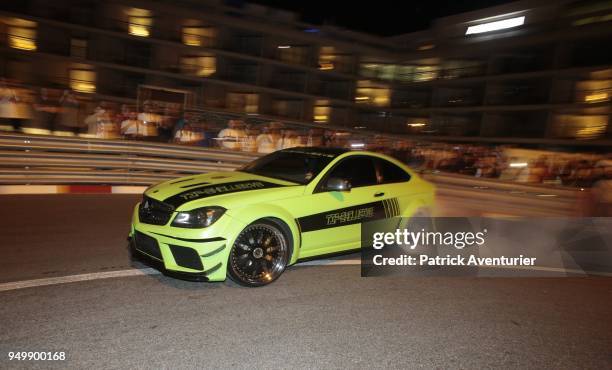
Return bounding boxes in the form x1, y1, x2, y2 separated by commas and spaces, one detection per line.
295, 248, 360, 264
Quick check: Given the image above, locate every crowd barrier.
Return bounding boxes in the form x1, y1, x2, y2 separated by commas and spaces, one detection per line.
0, 133, 590, 216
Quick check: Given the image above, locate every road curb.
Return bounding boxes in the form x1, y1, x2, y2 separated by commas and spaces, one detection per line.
0, 185, 147, 194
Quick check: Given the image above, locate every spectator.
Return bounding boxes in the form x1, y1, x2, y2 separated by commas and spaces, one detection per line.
0, 80, 32, 132
95, 104, 119, 139
173, 111, 193, 143
120, 110, 140, 138
307, 128, 324, 147
241, 126, 260, 152
158, 106, 177, 142
276, 129, 301, 149
34, 88, 60, 133
217, 119, 247, 150
137, 102, 161, 139
56, 90, 81, 135
84, 104, 106, 135
255, 126, 277, 154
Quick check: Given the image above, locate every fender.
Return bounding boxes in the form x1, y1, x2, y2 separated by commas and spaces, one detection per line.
226, 204, 302, 264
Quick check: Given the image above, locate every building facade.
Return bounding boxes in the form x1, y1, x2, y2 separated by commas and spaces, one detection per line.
1, 0, 611, 147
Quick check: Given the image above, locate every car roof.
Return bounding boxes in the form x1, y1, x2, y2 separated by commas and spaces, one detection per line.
280, 147, 350, 158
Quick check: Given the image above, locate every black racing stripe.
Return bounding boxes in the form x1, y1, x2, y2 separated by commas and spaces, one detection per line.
170, 177, 195, 184
297, 200, 387, 233
180, 182, 211, 188
382, 199, 389, 218
151, 232, 226, 243
164, 180, 284, 208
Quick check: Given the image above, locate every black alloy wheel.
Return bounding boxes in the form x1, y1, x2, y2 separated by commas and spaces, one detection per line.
228, 220, 289, 287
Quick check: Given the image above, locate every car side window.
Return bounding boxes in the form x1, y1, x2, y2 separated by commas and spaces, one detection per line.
327, 156, 378, 188
376, 158, 411, 184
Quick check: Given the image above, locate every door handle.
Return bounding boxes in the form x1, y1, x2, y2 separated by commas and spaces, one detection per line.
374, 192, 385, 197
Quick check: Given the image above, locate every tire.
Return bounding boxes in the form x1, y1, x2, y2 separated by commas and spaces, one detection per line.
227, 219, 290, 287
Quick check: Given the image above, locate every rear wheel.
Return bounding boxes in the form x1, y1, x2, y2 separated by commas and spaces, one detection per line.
228, 220, 290, 287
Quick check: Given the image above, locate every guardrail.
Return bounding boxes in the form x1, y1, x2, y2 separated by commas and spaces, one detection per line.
0, 133, 591, 216
422, 172, 590, 217
0, 133, 257, 185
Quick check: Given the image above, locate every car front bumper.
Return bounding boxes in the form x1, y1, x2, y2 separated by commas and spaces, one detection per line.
129, 203, 244, 282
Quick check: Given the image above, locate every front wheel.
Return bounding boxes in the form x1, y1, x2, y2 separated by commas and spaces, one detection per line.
228, 220, 290, 287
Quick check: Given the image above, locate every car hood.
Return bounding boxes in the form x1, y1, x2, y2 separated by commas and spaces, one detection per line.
143, 171, 302, 210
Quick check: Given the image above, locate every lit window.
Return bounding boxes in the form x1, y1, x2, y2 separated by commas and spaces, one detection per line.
181, 55, 216, 77
359, 63, 397, 81
127, 8, 152, 37
182, 26, 216, 47
585, 92, 609, 102
575, 79, 611, 103
360, 64, 379, 78
314, 99, 330, 123
406, 118, 429, 133
70, 69, 96, 93
356, 80, 390, 107
245, 94, 259, 114
417, 44, 435, 51
6, 18, 37, 51
319, 46, 336, 71
465, 16, 525, 35
552, 114, 608, 139
414, 65, 438, 82
227, 93, 258, 114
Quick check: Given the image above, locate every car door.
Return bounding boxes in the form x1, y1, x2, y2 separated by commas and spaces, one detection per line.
295, 155, 389, 257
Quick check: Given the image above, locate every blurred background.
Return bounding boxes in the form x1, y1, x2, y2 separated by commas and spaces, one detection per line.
0, 0, 610, 216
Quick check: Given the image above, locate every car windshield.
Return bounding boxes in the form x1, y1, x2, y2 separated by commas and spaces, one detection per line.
240, 150, 336, 185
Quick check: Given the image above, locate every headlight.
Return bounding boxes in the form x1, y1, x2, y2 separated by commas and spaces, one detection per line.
171, 207, 226, 228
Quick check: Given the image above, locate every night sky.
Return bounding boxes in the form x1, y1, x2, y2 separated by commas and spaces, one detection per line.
247, 0, 516, 36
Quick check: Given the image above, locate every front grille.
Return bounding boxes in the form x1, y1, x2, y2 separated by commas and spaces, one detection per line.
134, 231, 163, 260
139, 196, 173, 225
169, 244, 204, 270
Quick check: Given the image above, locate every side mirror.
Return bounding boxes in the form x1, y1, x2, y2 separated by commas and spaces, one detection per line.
325, 177, 351, 192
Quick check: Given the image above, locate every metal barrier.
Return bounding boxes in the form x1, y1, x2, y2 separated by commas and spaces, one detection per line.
0, 133, 258, 184
0, 133, 590, 216
422, 172, 590, 217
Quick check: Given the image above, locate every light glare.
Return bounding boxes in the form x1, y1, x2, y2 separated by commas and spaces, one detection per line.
465, 16, 525, 35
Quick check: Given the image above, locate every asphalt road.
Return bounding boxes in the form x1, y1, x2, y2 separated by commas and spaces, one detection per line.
0, 194, 139, 283
0, 195, 611, 369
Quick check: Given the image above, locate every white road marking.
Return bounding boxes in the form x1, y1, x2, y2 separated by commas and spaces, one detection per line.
0, 268, 161, 292
479, 264, 612, 277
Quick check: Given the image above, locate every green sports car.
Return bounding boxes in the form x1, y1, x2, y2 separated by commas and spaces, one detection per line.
129, 147, 435, 286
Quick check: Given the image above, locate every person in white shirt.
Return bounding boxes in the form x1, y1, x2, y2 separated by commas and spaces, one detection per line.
255, 127, 277, 154
137, 102, 161, 138
241, 126, 260, 152
120, 111, 140, 138
217, 119, 247, 150
276, 129, 302, 149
